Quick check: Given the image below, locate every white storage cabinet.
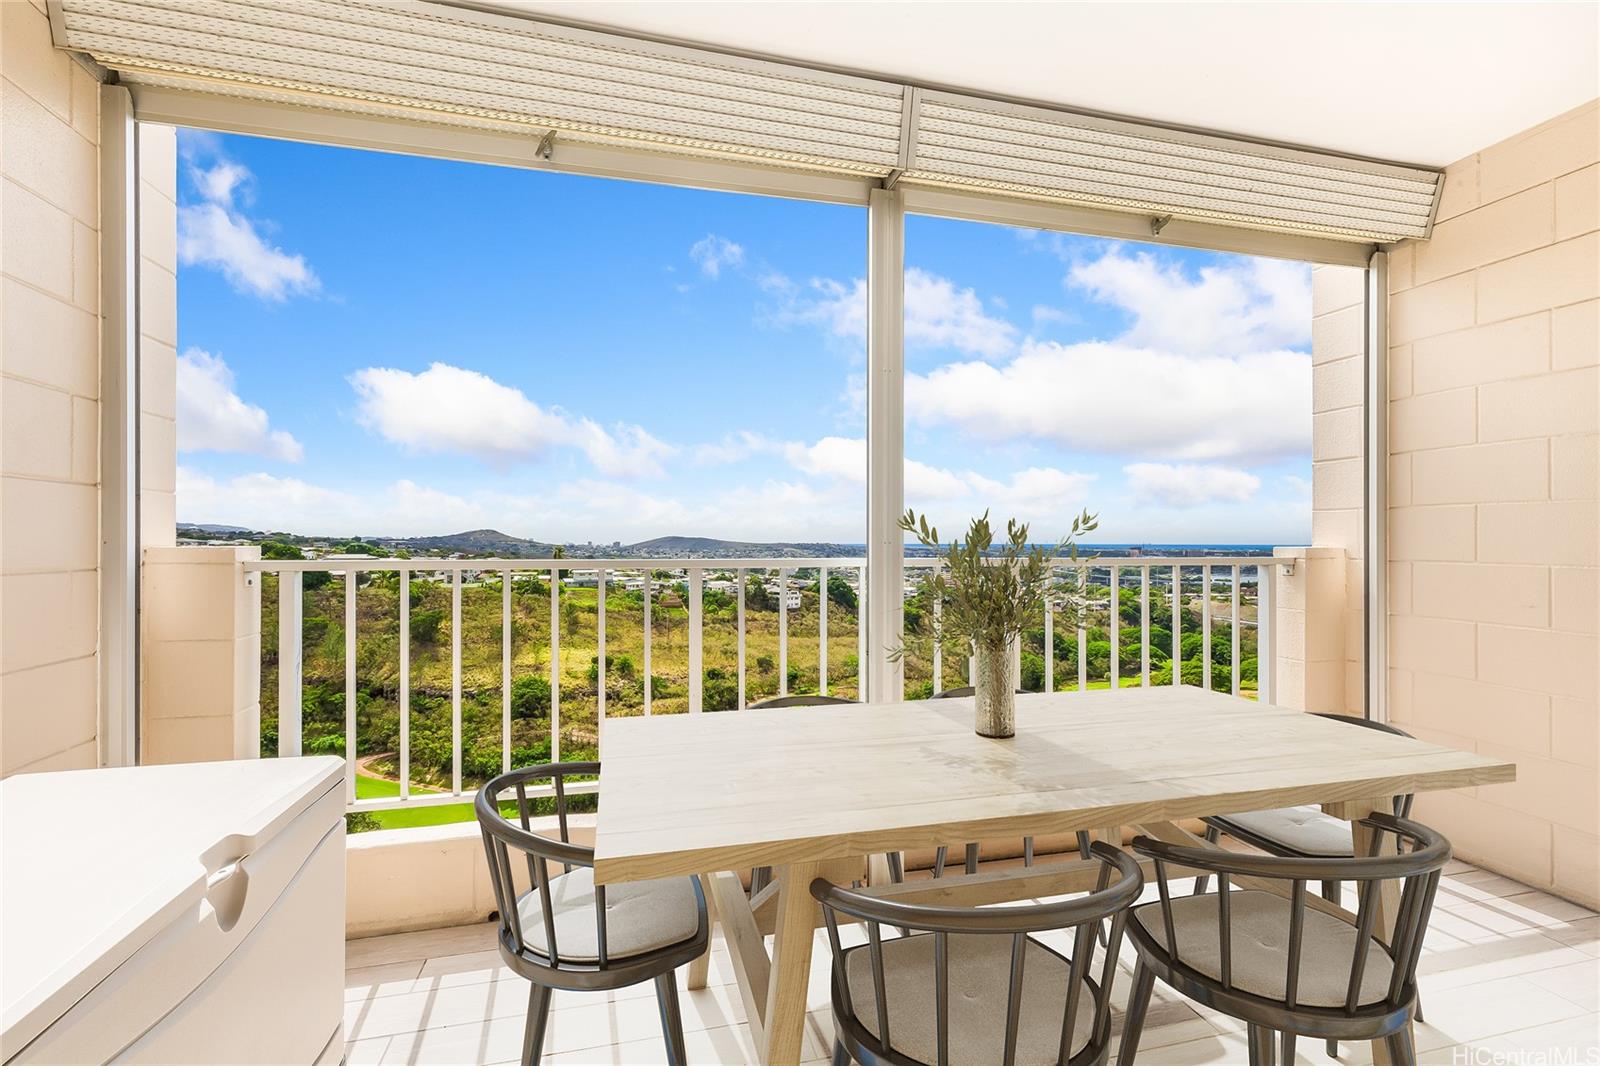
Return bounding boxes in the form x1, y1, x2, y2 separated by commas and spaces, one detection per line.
1, 757, 346, 1064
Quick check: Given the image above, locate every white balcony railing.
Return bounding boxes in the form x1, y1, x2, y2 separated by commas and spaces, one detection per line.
243, 554, 1292, 815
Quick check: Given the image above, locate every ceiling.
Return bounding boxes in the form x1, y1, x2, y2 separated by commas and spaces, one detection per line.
473, 0, 1599, 167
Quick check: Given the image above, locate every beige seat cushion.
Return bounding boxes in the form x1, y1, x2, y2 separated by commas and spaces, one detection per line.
840, 933, 1097, 1066
1212, 806, 1355, 858
515, 865, 700, 963
1133, 890, 1394, 1007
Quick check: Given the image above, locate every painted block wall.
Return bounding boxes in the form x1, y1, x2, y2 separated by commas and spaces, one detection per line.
1385, 101, 1598, 907
0, 0, 102, 774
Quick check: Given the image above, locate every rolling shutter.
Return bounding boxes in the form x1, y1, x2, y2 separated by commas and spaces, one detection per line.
50, 0, 1440, 242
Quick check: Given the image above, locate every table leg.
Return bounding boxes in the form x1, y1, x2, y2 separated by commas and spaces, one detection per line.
687, 873, 716, 991
761, 858, 857, 1066
1329, 797, 1406, 1066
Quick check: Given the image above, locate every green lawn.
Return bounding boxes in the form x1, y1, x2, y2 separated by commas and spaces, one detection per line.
354, 772, 480, 829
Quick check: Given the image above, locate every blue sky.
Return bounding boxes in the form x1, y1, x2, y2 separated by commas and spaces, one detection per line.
174, 130, 1314, 546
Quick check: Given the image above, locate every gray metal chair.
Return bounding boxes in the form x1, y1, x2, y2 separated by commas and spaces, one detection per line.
477, 763, 709, 1066
746, 696, 903, 894
813, 841, 1143, 1066
1119, 813, 1450, 1066
1195, 713, 1421, 1055
1201, 715, 1419, 886
929, 687, 1089, 881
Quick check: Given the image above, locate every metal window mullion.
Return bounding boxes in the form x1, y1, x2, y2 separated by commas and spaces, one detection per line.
98, 84, 139, 768
1366, 252, 1389, 722
865, 186, 905, 703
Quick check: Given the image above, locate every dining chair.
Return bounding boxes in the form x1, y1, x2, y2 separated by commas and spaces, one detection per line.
476, 763, 710, 1066
929, 686, 1090, 881
1194, 713, 1421, 1055
746, 695, 900, 894
1199, 715, 1419, 891
813, 841, 1144, 1066
1119, 813, 1450, 1066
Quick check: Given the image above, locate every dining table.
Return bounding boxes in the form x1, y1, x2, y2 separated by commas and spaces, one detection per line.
591, 686, 1516, 1066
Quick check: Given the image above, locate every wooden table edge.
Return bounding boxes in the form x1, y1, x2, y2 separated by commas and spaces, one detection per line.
592, 761, 1516, 884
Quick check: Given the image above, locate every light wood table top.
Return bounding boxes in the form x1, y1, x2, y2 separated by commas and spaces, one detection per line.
592, 687, 1515, 884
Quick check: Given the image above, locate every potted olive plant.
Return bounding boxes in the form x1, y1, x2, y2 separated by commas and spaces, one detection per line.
899, 507, 1098, 738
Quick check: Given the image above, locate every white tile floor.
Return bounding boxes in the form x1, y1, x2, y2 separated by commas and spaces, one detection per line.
344, 860, 1599, 1065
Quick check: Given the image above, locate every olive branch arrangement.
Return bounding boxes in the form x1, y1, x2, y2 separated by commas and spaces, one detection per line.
894, 507, 1100, 661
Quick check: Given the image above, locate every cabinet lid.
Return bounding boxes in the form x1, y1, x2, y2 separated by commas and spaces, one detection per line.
1, 757, 343, 1056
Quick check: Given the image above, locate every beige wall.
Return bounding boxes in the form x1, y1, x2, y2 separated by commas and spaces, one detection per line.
0, 0, 103, 775
1386, 100, 1598, 907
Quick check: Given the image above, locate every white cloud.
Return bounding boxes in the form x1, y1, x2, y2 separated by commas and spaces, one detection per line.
690, 431, 770, 466
777, 269, 1017, 360
178, 155, 318, 301
905, 339, 1310, 461
1067, 248, 1309, 355
347, 362, 673, 477
963, 467, 1097, 514
689, 234, 745, 278
783, 435, 864, 481
194, 160, 250, 206
1124, 463, 1261, 508
176, 348, 303, 462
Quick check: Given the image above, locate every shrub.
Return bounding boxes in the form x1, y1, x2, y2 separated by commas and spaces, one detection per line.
511, 675, 551, 720
703, 672, 738, 711
587, 653, 636, 682
1020, 651, 1046, 692
411, 607, 446, 643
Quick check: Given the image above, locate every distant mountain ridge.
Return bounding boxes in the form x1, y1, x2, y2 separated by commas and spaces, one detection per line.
625, 535, 857, 557
383, 528, 558, 556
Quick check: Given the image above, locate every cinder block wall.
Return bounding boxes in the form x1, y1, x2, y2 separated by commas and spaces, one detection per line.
0, 0, 103, 774
1386, 101, 1598, 907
